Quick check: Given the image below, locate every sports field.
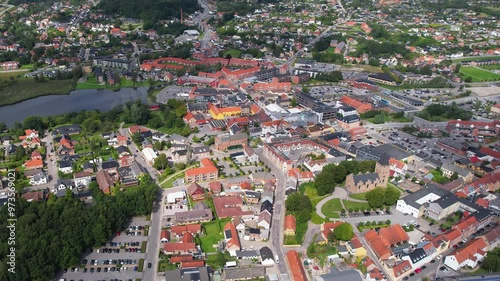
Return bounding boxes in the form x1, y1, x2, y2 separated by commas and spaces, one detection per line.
460, 66, 500, 82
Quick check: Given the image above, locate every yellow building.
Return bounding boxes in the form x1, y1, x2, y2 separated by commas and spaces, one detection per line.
208, 103, 241, 120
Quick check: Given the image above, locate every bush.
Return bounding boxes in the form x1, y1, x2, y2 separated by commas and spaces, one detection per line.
354, 207, 360, 213
386, 220, 391, 225
340, 209, 346, 214
378, 221, 384, 226
365, 221, 371, 226
348, 208, 354, 213
358, 222, 364, 227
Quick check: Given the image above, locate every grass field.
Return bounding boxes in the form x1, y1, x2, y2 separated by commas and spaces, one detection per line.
460, 66, 500, 82
200, 218, 230, 253
0, 78, 74, 106
479, 64, 500, 71
223, 49, 242, 58
343, 200, 370, 211
349, 192, 368, 200
0, 70, 29, 79
321, 198, 343, 215
452, 55, 500, 62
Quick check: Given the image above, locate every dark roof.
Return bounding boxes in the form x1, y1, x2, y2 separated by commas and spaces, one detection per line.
260, 200, 273, 213
116, 145, 129, 154
59, 160, 72, 168
260, 246, 273, 260
369, 73, 395, 83
378, 153, 391, 165
353, 173, 379, 185
102, 160, 119, 170
56, 124, 82, 135
402, 186, 451, 209
338, 115, 360, 123
408, 248, 427, 264
320, 268, 363, 281
164, 267, 210, 281
472, 208, 493, 222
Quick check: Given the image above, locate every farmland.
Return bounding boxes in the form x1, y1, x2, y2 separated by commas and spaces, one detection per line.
460, 66, 500, 82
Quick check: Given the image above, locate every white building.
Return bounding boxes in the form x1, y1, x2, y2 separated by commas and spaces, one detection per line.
444, 238, 488, 271
30, 172, 48, 185
167, 191, 186, 204
395, 186, 449, 218
142, 147, 157, 164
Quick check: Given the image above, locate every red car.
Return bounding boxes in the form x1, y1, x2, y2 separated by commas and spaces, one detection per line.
116, 231, 121, 236
415, 268, 421, 273
313, 266, 319, 270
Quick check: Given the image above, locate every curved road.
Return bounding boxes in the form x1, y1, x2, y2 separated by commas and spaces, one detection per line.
315, 187, 368, 218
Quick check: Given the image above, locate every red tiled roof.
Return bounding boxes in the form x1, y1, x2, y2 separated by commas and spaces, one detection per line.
450, 238, 487, 264
393, 260, 411, 277
286, 250, 307, 281
208, 181, 222, 193
163, 242, 196, 253
161, 230, 170, 241
170, 224, 202, 236
181, 260, 205, 268
182, 232, 194, 243
476, 198, 489, 208
185, 158, 218, 177
25, 159, 43, 168
170, 255, 193, 263
285, 214, 296, 232
224, 222, 241, 250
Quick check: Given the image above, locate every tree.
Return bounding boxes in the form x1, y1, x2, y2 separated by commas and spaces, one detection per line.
131, 132, 141, 144
315, 170, 336, 196
327, 231, 336, 242
483, 252, 500, 272
153, 154, 168, 170
290, 98, 298, 107
285, 193, 312, 214
384, 188, 400, 206
333, 223, 354, 241
214, 251, 228, 268
297, 209, 312, 223
366, 188, 385, 209
451, 172, 459, 180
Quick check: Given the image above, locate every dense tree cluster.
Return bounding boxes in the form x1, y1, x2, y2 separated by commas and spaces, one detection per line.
483, 248, 500, 272
315, 160, 376, 196
0, 175, 158, 280
285, 192, 313, 223
97, 0, 199, 22
418, 102, 473, 121
315, 71, 343, 82
331, 223, 354, 241
366, 187, 400, 209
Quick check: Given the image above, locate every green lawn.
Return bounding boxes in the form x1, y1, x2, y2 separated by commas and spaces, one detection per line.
0, 78, 74, 106
349, 192, 368, 200
311, 212, 326, 224
452, 55, 500, 62
200, 218, 230, 253
343, 200, 370, 211
223, 49, 242, 58
321, 198, 343, 216
480, 64, 500, 71
158, 259, 178, 271
460, 66, 500, 82
284, 220, 308, 245
307, 241, 337, 266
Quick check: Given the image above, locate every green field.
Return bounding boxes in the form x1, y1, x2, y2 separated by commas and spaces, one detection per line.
452, 55, 500, 62
223, 49, 242, 58
343, 200, 370, 211
479, 64, 500, 71
321, 198, 343, 215
0, 78, 74, 106
460, 66, 500, 82
200, 218, 230, 253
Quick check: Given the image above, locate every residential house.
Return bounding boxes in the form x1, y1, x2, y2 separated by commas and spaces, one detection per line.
74, 171, 92, 187
286, 250, 307, 281
284, 214, 296, 236
163, 242, 197, 255
258, 210, 272, 230
208, 181, 222, 195
175, 202, 213, 224
364, 225, 409, 260
444, 237, 488, 271
213, 196, 253, 219
223, 267, 266, 281
185, 158, 218, 183
187, 183, 205, 201
96, 169, 114, 193
22, 190, 48, 202
160, 230, 171, 242
224, 222, 241, 256
170, 224, 202, 237
29, 172, 48, 185
59, 160, 73, 174
260, 247, 275, 266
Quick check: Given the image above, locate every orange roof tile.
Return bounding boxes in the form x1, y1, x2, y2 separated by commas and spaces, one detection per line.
285, 214, 296, 232
286, 250, 307, 281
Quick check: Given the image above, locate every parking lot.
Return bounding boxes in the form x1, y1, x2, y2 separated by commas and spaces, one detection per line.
58, 217, 150, 281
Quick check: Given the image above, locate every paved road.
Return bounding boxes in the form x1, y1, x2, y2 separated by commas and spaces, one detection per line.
119, 123, 163, 281
25, 133, 59, 192
255, 147, 289, 276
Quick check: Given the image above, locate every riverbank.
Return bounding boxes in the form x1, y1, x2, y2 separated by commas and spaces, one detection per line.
0, 87, 148, 127
0, 78, 75, 106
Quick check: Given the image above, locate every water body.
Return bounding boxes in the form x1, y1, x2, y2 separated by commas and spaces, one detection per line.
0, 87, 148, 127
